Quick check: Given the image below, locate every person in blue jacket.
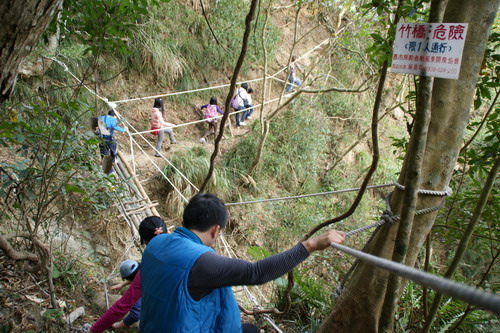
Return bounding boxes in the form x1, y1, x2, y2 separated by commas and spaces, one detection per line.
140, 193, 345, 332
97, 110, 126, 173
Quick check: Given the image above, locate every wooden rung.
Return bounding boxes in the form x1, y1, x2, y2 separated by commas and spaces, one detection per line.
127, 203, 159, 215
122, 198, 147, 205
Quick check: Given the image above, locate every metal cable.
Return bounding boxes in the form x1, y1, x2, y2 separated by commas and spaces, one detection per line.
394, 181, 452, 196
226, 183, 396, 206
346, 201, 445, 238
330, 242, 500, 316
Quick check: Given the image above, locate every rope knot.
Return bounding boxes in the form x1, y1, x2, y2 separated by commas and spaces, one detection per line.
381, 209, 396, 224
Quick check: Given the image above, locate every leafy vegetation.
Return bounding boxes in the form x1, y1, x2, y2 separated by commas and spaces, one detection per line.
1, 0, 498, 331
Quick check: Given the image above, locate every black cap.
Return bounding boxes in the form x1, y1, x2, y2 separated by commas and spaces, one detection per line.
139, 216, 167, 244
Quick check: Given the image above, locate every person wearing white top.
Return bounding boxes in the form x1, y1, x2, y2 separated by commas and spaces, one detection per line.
242, 88, 254, 121
235, 83, 250, 127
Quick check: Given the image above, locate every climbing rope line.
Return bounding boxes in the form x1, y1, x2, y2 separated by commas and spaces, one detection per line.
345, 200, 446, 238
114, 111, 200, 193
225, 182, 450, 207
105, 237, 138, 282
50, 58, 110, 103
109, 38, 330, 105
130, 97, 282, 136
330, 242, 500, 315
394, 182, 452, 196
335, 195, 448, 299
268, 38, 330, 78
121, 131, 190, 203
225, 183, 395, 206
50, 57, 199, 197
110, 77, 266, 104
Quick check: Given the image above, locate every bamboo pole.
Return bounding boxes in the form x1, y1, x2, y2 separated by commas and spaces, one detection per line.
117, 151, 160, 216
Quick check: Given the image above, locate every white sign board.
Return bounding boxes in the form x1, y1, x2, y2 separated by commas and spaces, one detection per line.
391, 23, 468, 79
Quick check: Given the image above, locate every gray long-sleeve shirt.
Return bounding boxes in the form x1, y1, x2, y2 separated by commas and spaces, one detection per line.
188, 243, 309, 300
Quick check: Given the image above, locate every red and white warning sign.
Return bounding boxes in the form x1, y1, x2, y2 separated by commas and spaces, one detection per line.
391, 23, 468, 79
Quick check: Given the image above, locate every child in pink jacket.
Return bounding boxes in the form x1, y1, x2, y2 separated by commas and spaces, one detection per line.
150, 98, 176, 157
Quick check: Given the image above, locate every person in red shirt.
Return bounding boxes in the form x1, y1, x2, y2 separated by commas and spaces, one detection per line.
150, 98, 176, 157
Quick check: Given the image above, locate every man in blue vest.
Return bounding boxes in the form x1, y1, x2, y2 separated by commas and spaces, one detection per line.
97, 110, 126, 173
140, 193, 345, 332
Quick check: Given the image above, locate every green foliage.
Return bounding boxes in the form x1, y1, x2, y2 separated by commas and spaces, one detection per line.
224, 104, 329, 192
390, 135, 409, 161
0, 101, 119, 231
316, 91, 366, 119
118, 0, 280, 92
59, 0, 171, 55
274, 270, 332, 328
361, 0, 431, 66
473, 31, 499, 110
53, 254, 87, 292
247, 245, 271, 260
42, 308, 65, 323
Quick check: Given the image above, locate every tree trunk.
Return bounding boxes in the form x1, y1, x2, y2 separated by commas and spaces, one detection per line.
422, 155, 500, 332
318, 1, 499, 332
0, 0, 63, 103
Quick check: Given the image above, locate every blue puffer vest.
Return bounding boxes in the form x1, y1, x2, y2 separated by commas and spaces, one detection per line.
140, 227, 241, 332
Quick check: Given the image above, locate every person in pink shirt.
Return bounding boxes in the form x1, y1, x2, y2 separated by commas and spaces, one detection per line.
150, 98, 176, 157
88, 216, 167, 332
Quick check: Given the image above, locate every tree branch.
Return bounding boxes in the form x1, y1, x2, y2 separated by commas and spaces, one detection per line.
199, 0, 229, 52
0, 234, 39, 262
199, 0, 259, 192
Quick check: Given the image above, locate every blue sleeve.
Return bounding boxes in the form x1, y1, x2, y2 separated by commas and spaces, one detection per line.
107, 117, 125, 132
200, 104, 208, 109
122, 298, 141, 326
216, 106, 224, 114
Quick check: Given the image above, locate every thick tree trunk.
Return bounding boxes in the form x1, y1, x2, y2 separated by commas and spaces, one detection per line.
0, 0, 63, 102
319, 1, 499, 332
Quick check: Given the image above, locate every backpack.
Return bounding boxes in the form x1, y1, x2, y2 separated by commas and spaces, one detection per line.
230, 94, 240, 110
97, 116, 112, 137
203, 104, 218, 123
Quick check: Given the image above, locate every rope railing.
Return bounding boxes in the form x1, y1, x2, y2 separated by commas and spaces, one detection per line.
110, 77, 267, 104
225, 183, 395, 206
109, 38, 330, 105
394, 182, 452, 196
344, 201, 445, 237
108, 106, 200, 193
105, 237, 138, 282
268, 38, 330, 78
130, 97, 282, 136
330, 242, 500, 316
118, 126, 190, 202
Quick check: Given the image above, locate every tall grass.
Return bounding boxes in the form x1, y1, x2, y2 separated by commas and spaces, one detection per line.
121, 0, 280, 93
131, 24, 188, 85
154, 146, 234, 216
